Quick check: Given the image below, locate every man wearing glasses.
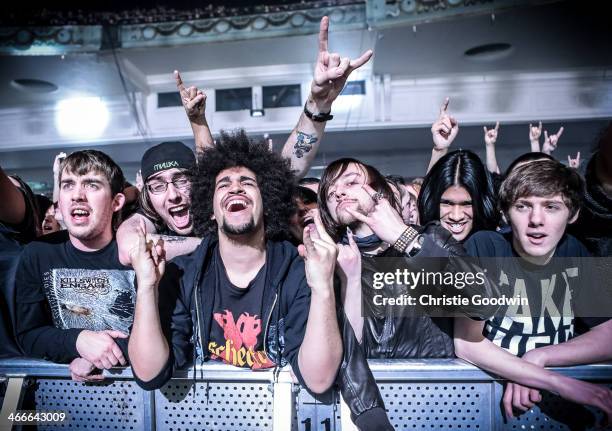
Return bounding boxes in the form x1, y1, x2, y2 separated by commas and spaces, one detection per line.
117, 141, 203, 265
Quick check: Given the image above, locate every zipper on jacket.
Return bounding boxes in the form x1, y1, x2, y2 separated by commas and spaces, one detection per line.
263, 292, 278, 359
193, 283, 205, 362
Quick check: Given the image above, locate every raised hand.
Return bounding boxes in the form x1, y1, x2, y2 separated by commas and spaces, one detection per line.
129, 221, 166, 290
175, 70, 207, 125
484, 122, 500, 146
567, 151, 581, 169
431, 97, 459, 151
310, 16, 373, 111
346, 184, 407, 245
298, 209, 338, 292
529, 121, 543, 142
53, 152, 67, 176
542, 126, 564, 155
336, 227, 361, 285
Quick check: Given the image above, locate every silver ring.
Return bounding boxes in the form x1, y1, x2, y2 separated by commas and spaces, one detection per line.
371, 192, 384, 202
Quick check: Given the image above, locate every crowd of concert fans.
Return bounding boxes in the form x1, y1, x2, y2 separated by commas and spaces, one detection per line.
1, 16, 611, 430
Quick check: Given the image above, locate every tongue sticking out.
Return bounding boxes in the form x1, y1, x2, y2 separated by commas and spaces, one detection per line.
171, 208, 191, 228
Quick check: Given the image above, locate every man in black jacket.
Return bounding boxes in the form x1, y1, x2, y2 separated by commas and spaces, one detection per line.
319, 157, 498, 359
128, 131, 342, 395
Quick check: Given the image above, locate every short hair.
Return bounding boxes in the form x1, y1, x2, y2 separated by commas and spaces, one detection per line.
418, 150, 498, 234
504, 152, 555, 177
60, 150, 125, 196
191, 129, 295, 240
318, 158, 400, 241
298, 177, 320, 186
499, 159, 583, 219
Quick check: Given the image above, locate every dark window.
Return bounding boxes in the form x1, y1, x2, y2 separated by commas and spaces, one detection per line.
263, 84, 301, 108
216, 87, 252, 111
340, 80, 366, 96
157, 92, 182, 108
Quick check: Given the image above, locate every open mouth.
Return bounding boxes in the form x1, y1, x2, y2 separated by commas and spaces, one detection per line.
168, 205, 191, 229
225, 198, 249, 213
444, 221, 467, 234
70, 208, 90, 224
526, 232, 547, 245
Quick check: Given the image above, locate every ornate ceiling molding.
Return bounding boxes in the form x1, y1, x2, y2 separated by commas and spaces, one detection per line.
0, 0, 558, 55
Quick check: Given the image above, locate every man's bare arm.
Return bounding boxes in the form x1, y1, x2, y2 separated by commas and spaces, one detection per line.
454, 317, 612, 419
282, 16, 372, 179
175, 70, 214, 154
116, 213, 201, 266
297, 212, 343, 394
128, 228, 169, 382
522, 319, 612, 368
282, 95, 327, 179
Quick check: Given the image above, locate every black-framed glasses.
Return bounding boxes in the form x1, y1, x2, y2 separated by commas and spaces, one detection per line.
146, 176, 191, 195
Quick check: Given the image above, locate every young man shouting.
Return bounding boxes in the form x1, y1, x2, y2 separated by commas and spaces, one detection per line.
15, 150, 135, 382
128, 131, 342, 394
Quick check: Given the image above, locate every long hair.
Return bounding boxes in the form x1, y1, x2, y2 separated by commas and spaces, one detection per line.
191, 129, 295, 240
318, 158, 400, 241
418, 150, 498, 235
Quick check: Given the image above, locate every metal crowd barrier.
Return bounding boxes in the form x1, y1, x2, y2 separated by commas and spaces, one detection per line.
1, 357, 611, 430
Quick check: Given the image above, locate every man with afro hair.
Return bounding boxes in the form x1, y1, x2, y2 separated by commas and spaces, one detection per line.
128, 130, 343, 395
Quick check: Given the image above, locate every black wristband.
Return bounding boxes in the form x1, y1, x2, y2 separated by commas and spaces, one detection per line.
304, 103, 333, 122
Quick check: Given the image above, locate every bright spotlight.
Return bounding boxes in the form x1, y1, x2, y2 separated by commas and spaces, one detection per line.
55, 97, 109, 139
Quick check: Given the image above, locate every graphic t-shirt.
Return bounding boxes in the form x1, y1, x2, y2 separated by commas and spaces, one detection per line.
207, 248, 275, 370
14, 231, 135, 362
465, 230, 609, 357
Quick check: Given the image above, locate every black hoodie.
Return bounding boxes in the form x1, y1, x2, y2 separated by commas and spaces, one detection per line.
133, 234, 310, 390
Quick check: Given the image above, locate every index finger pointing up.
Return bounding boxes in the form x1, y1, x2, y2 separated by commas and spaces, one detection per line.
440, 97, 450, 116
318, 16, 329, 53
174, 70, 186, 93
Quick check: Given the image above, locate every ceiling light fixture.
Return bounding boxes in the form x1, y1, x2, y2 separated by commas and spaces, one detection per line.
55, 97, 109, 139
11, 78, 58, 93
464, 43, 513, 61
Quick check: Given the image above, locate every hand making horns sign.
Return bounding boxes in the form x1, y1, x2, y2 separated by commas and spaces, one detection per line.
310, 16, 373, 110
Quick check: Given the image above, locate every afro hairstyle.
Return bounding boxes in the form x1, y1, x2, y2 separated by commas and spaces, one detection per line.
190, 129, 296, 240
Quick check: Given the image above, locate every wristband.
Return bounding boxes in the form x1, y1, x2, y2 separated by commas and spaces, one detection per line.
304, 103, 333, 122
392, 226, 419, 253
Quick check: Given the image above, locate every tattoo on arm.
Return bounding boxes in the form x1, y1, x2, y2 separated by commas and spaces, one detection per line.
157, 235, 187, 243
293, 131, 318, 158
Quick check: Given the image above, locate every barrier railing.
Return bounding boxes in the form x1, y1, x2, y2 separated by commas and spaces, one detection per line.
1, 357, 611, 430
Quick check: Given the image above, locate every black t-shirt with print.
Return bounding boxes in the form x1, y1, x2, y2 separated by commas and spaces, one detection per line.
465, 230, 610, 357
14, 230, 136, 363
207, 247, 275, 370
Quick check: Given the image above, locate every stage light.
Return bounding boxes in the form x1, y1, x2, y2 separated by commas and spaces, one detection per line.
55, 97, 109, 139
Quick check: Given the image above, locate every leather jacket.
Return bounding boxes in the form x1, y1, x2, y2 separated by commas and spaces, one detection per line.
336, 223, 499, 429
